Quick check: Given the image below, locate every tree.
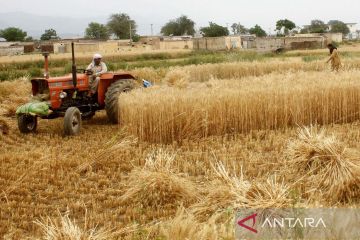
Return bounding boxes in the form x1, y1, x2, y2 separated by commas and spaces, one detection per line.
249, 25, 267, 37
231, 23, 248, 35
85, 22, 110, 40
40, 29, 59, 41
24, 36, 34, 42
304, 20, 329, 33
0, 27, 27, 41
275, 19, 296, 36
200, 22, 229, 37
328, 20, 350, 36
107, 13, 136, 39
161, 15, 196, 36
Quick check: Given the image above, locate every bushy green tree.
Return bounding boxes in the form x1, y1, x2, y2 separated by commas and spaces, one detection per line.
200, 22, 229, 37
249, 25, 267, 37
85, 22, 110, 40
25, 36, 34, 42
161, 15, 196, 36
0, 27, 27, 41
276, 19, 296, 36
302, 20, 329, 34
328, 20, 350, 35
107, 13, 136, 39
231, 23, 248, 35
40, 29, 59, 41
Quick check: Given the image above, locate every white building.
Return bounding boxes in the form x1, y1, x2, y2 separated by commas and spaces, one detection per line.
346, 23, 359, 39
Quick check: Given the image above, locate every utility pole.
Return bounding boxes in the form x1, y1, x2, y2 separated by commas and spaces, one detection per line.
151, 24, 154, 36
129, 22, 133, 44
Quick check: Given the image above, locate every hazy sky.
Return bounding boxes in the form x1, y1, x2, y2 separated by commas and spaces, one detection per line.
0, 0, 359, 35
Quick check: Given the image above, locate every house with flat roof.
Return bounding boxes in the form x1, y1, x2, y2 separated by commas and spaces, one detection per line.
302, 22, 359, 39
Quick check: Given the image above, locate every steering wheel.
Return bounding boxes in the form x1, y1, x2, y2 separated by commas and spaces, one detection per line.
76, 69, 93, 75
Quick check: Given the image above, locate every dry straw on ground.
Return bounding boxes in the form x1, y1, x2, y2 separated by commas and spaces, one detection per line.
2, 54, 360, 238
34, 211, 111, 240
119, 70, 360, 143
158, 208, 233, 240
0, 118, 9, 135
286, 126, 360, 203
191, 162, 292, 221
120, 149, 198, 218
163, 68, 190, 88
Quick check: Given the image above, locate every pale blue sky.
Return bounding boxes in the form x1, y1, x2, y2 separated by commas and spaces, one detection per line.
0, 0, 359, 36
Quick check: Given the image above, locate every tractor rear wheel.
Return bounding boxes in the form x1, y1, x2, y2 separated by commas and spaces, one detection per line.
64, 107, 81, 136
105, 80, 135, 124
18, 114, 37, 133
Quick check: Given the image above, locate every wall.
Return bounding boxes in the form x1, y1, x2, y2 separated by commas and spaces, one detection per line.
225, 36, 242, 49
159, 40, 193, 50
0, 46, 24, 56
53, 43, 67, 54
256, 36, 325, 52
193, 37, 227, 50
295, 33, 343, 43
99, 42, 120, 53
256, 38, 285, 52
68, 43, 99, 53
324, 33, 343, 43
285, 37, 325, 50
0, 42, 21, 47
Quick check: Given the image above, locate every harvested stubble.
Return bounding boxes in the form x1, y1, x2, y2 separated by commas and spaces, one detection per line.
190, 162, 292, 221
0, 118, 9, 134
119, 70, 360, 143
35, 211, 111, 240
158, 208, 234, 240
244, 176, 293, 209
120, 150, 198, 219
2, 71, 360, 238
286, 126, 360, 203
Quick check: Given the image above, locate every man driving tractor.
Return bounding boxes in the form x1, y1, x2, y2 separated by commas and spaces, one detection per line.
86, 53, 108, 96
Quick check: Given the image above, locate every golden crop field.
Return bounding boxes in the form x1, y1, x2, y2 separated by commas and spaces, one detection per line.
0, 49, 360, 239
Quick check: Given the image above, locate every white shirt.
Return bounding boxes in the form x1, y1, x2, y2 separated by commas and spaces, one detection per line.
86, 62, 108, 76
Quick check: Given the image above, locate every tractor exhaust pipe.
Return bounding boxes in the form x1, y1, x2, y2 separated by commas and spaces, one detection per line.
71, 42, 77, 88
42, 52, 49, 79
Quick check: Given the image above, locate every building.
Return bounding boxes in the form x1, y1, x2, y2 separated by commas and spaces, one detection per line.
193, 36, 242, 51
295, 33, 343, 43
302, 22, 359, 40
255, 36, 326, 52
346, 23, 359, 39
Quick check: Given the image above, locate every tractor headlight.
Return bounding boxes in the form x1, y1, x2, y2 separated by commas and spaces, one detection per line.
59, 92, 67, 99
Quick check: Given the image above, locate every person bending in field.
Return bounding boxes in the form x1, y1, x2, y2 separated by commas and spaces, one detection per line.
86, 53, 108, 96
326, 43, 341, 72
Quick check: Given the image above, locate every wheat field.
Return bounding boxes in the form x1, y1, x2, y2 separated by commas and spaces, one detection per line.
0, 50, 360, 239
119, 70, 360, 143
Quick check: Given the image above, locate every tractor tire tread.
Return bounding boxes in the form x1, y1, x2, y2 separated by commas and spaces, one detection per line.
105, 79, 135, 124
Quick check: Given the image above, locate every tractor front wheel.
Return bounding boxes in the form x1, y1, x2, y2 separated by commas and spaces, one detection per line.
18, 114, 37, 133
64, 107, 81, 136
105, 80, 135, 124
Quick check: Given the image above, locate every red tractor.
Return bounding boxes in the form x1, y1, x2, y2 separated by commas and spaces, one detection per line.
16, 42, 141, 136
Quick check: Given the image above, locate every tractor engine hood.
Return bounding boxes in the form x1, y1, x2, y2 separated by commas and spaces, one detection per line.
16, 101, 50, 117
